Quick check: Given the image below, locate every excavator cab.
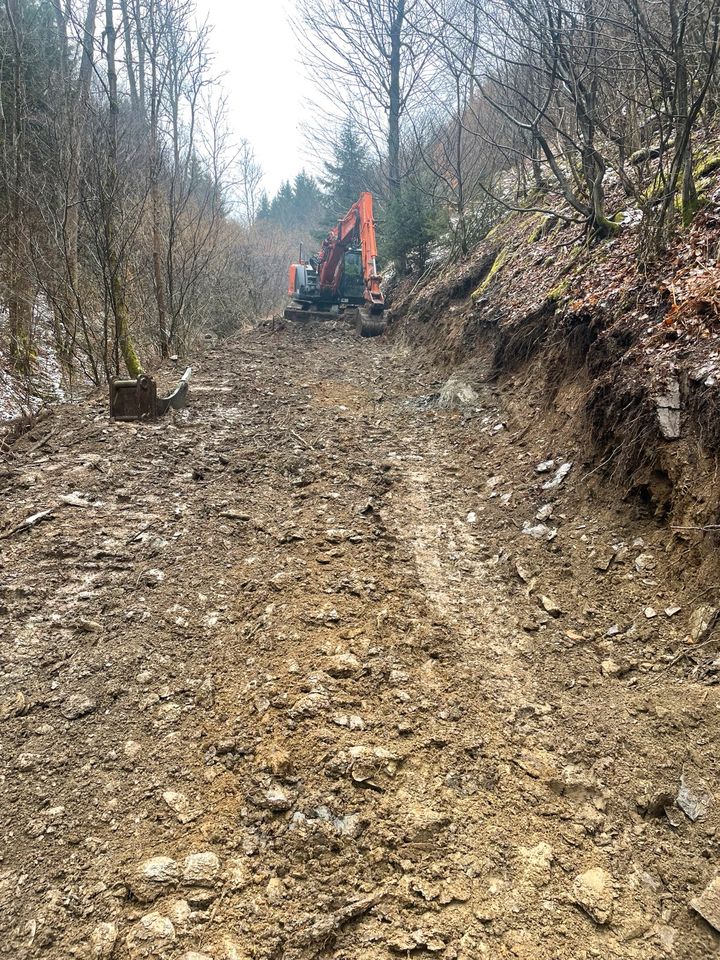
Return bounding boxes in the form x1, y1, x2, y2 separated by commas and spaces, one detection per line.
339, 250, 365, 303
288, 261, 318, 303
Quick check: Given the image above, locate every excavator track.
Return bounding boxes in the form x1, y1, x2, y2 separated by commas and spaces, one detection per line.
283, 306, 337, 323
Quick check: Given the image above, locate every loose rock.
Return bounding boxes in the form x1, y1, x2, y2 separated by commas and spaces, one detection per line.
690, 874, 720, 932
690, 605, 718, 642
91, 921, 118, 959
126, 912, 175, 958
182, 851, 220, 886
572, 867, 614, 924
60, 694, 97, 720
324, 652, 361, 677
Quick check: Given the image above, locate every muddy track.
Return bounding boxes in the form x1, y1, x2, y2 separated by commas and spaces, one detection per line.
1, 322, 719, 959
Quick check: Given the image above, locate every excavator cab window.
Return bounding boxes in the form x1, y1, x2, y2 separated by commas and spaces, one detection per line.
340, 250, 364, 301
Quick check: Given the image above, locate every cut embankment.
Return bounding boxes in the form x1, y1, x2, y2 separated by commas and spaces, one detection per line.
387, 194, 720, 539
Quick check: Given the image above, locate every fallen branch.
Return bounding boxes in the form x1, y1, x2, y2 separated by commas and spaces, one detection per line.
0, 509, 54, 541
671, 524, 720, 532
23, 427, 57, 456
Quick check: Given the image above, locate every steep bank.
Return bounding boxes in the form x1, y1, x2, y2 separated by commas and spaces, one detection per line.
387, 171, 720, 550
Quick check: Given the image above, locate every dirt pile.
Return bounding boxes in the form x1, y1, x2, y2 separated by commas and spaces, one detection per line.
2, 321, 720, 958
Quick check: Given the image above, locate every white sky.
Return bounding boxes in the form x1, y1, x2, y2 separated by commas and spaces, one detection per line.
194, 0, 313, 196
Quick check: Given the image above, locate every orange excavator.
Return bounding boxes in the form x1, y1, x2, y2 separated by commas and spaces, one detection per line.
284, 192, 386, 336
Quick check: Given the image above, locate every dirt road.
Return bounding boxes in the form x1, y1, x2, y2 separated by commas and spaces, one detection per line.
1, 322, 719, 959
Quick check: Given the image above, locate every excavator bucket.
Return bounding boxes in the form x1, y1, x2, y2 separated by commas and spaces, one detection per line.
356, 311, 387, 337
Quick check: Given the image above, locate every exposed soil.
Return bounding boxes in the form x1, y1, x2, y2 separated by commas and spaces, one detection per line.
2, 320, 720, 959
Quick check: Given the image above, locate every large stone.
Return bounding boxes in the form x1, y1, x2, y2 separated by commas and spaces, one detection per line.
162, 791, 201, 824
657, 406, 681, 439
60, 694, 97, 720
539, 595, 562, 618
0, 690, 26, 721
690, 605, 718, 642
655, 379, 681, 439
249, 782, 294, 812
182, 851, 220, 886
166, 899, 192, 932
572, 867, 614, 924
219, 940, 252, 960
691, 875, 720, 932
90, 922, 118, 958
126, 912, 175, 958
324, 653, 361, 678
132, 856, 179, 901
519, 842, 554, 886
139, 856, 178, 883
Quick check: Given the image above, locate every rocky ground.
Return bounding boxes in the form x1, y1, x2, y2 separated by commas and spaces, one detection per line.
1, 319, 720, 959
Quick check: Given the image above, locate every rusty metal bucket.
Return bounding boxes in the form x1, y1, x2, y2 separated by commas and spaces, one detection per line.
110, 367, 192, 421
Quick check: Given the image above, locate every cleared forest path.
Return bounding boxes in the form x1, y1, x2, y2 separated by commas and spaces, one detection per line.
2, 322, 718, 959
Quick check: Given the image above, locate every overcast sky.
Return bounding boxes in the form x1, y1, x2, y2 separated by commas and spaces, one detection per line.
194, 0, 312, 197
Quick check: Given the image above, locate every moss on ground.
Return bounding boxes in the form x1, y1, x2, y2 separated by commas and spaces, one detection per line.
471, 247, 509, 299
547, 276, 571, 302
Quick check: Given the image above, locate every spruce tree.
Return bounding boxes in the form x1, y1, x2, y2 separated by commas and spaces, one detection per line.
256, 192, 271, 221
321, 120, 370, 220
293, 171, 323, 228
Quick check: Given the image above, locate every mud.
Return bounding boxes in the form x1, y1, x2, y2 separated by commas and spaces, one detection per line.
1, 321, 719, 959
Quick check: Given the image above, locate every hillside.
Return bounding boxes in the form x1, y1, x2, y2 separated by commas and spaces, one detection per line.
388, 162, 720, 545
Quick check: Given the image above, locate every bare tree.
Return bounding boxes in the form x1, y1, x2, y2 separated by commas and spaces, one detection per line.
295, 0, 433, 200
237, 139, 263, 226
103, 0, 141, 376
3, 0, 33, 370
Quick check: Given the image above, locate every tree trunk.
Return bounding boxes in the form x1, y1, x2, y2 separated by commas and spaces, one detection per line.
5, 0, 32, 372
52, 0, 97, 371
120, 0, 140, 112
387, 0, 404, 201
149, 12, 169, 357
674, 23, 697, 226
105, 0, 142, 378
134, 0, 146, 115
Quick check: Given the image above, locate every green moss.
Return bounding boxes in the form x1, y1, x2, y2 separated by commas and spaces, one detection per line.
592, 213, 622, 238
524, 206, 562, 245
695, 154, 720, 179
674, 188, 709, 226
471, 248, 509, 298
640, 148, 719, 214
527, 223, 543, 244
547, 276, 571, 302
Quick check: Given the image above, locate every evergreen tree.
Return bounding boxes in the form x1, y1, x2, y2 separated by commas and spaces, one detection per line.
269, 180, 295, 227
293, 170, 323, 227
382, 181, 439, 273
264, 172, 323, 231
321, 120, 371, 220
256, 192, 271, 221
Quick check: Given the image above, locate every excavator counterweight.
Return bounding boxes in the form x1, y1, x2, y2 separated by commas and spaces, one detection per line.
284, 192, 386, 336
